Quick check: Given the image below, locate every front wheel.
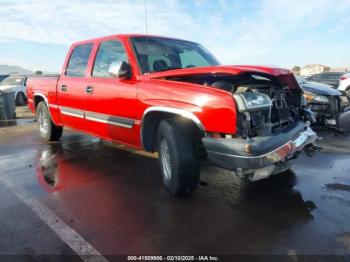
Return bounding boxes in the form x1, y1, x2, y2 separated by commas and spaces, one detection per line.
157, 118, 200, 196
36, 101, 63, 141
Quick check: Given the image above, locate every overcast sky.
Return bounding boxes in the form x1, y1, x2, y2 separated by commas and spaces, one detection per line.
0, 0, 349, 72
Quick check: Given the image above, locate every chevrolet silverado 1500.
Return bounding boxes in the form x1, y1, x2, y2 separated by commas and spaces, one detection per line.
27, 34, 318, 195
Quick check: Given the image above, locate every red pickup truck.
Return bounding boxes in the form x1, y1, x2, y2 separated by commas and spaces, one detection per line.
27, 34, 318, 196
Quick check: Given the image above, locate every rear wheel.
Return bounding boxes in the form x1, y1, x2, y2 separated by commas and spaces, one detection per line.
15, 92, 26, 106
156, 118, 200, 196
36, 101, 63, 141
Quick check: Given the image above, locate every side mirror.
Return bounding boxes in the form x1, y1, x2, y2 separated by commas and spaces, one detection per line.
108, 61, 132, 79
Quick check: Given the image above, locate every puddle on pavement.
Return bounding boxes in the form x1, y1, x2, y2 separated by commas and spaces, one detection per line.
26, 137, 319, 226
326, 183, 350, 192
36, 144, 99, 192
1, 125, 349, 255
238, 171, 317, 219
337, 233, 350, 251
0, 118, 36, 128
316, 130, 350, 153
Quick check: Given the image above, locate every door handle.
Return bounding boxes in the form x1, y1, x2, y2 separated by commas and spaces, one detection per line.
86, 86, 94, 94
60, 85, 68, 92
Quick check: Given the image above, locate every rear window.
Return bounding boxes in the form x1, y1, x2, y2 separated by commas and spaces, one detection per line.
65, 43, 93, 77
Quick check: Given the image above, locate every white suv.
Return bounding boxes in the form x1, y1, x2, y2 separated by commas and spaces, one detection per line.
0, 76, 28, 105
338, 73, 350, 97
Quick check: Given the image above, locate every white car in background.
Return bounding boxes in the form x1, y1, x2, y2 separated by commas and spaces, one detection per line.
0, 76, 28, 105
338, 73, 350, 97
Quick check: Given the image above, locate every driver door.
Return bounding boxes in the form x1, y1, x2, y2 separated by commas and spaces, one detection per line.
85, 39, 138, 145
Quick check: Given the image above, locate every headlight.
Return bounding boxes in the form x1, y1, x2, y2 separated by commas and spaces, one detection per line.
303, 91, 329, 104
233, 92, 272, 112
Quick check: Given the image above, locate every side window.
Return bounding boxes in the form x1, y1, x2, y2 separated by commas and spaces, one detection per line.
66, 44, 93, 77
92, 40, 127, 77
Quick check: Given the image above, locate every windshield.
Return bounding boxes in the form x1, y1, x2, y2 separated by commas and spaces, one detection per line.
131, 37, 220, 74
0, 77, 25, 86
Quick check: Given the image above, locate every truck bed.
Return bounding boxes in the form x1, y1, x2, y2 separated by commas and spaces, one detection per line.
26, 75, 60, 112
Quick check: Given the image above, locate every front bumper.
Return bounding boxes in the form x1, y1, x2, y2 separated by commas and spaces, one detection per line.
312, 108, 350, 134
337, 109, 350, 134
202, 122, 317, 170
309, 95, 350, 130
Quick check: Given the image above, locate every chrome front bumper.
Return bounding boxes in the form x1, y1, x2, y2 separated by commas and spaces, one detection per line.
203, 122, 318, 170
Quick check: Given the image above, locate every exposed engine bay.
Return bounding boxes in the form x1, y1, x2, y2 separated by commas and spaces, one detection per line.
165, 72, 306, 138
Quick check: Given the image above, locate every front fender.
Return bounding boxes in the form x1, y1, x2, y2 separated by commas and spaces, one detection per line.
142, 97, 237, 134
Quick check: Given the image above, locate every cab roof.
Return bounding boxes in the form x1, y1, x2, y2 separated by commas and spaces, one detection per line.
72, 34, 197, 46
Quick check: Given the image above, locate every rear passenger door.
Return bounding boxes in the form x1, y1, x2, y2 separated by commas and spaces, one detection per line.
85, 39, 138, 145
57, 43, 93, 131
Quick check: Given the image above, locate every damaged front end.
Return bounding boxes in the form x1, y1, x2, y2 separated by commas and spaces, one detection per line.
203, 122, 318, 181
177, 71, 318, 181
163, 69, 319, 181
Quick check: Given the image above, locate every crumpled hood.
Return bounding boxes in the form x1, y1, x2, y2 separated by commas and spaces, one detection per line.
301, 81, 341, 96
146, 65, 301, 90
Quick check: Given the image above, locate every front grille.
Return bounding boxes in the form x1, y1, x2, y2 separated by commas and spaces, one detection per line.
340, 96, 350, 108
328, 96, 339, 113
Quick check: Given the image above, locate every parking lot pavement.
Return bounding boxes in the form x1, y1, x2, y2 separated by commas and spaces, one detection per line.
0, 121, 350, 260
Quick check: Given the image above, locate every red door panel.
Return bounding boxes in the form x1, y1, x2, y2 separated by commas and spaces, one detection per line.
57, 43, 93, 131
84, 39, 140, 147
85, 78, 139, 146
57, 77, 86, 131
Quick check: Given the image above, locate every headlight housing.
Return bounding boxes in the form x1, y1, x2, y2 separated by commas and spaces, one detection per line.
303, 91, 329, 104
233, 92, 272, 112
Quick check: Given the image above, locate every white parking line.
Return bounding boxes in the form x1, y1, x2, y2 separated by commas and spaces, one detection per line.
1, 177, 108, 262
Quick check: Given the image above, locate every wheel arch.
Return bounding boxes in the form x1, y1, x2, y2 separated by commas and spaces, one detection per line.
33, 93, 59, 125
141, 106, 205, 153
33, 93, 48, 109
16, 91, 25, 96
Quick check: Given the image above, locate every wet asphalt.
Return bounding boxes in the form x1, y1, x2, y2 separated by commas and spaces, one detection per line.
0, 110, 350, 260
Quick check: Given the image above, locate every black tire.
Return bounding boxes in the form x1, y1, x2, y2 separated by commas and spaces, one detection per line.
36, 101, 63, 141
156, 118, 200, 196
15, 92, 26, 106
346, 87, 350, 98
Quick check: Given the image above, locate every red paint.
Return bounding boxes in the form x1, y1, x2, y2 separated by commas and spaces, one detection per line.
26, 34, 297, 149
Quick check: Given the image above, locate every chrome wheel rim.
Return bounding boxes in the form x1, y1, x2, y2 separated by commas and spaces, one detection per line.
38, 109, 48, 136
160, 138, 172, 181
